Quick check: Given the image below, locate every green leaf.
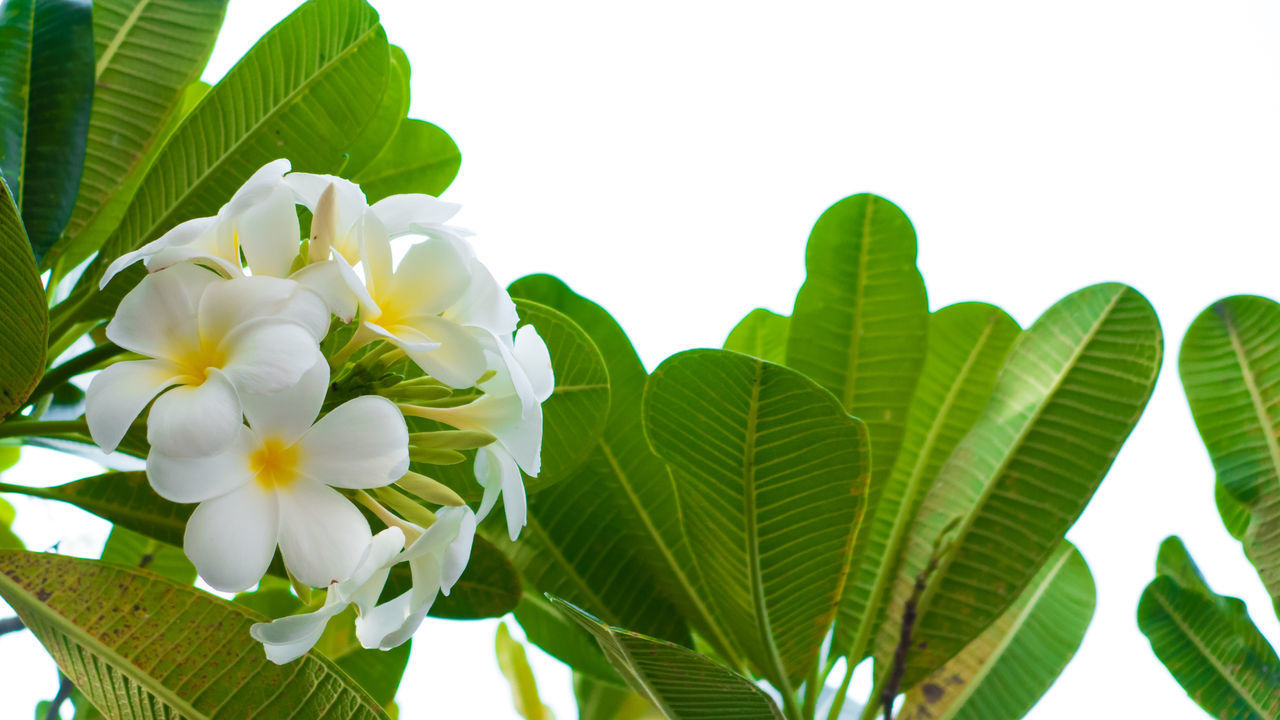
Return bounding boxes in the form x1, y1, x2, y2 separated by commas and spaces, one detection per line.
1217, 481, 1251, 542
0, 495, 22, 550
507, 275, 722, 663
353, 118, 460, 203
644, 349, 871, 687
836, 303, 1019, 660
1155, 536, 1213, 596
1180, 295, 1280, 606
897, 541, 1095, 720
0, 549, 390, 719
514, 593, 622, 685
496, 622, 555, 720
100, 524, 195, 584
0, 471, 521, 619
878, 283, 1161, 689
723, 308, 789, 364
341, 45, 410, 178
47, 0, 227, 273
0, 0, 94, 259
68, 0, 390, 318
0, 174, 46, 418
551, 597, 784, 720
574, 673, 661, 720
785, 194, 929, 662
1139, 575, 1280, 719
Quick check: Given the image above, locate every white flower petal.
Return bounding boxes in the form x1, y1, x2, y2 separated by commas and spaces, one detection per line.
396, 316, 487, 389
230, 159, 292, 210
106, 263, 219, 358
444, 260, 518, 336
290, 260, 358, 322
218, 319, 321, 395
198, 276, 328, 344
388, 238, 471, 317
475, 447, 525, 541
358, 211, 394, 302
85, 359, 183, 453
438, 506, 476, 594
276, 480, 371, 587
295, 396, 408, 489
241, 360, 328, 444
185, 482, 278, 592
250, 600, 344, 665
417, 390, 542, 475
514, 326, 554, 403
236, 183, 302, 278
355, 590, 427, 650
285, 172, 367, 240
370, 193, 460, 235
100, 216, 219, 287
146, 370, 243, 458
146, 426, 254, 503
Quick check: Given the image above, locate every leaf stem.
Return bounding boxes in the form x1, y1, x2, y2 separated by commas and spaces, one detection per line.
28, 342, 124, 404
825, 659, 856, 720
801, 661, 821, 720
0, 616, 23, 636
0, 419, 90, 440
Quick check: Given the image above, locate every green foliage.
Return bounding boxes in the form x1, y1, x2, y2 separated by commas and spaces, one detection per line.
897, 541, 1095, 720
0, 177, 45, 418
47, 0, 227, 275
1139, 541, 1280, 719
575, 674, 661, 720
100, 525, 196, 584
875, 283, 1161, 691
341, 45, 410, 178
836, 302, 1019, 662
553, 597, 784, 720
644, 349, 870, 688
496, 622, 556, 720
0, 549, 390, 719
0, 0, 94, 260
1180, 296, 1280, 606
353, 118, 461, 203
723, 308, 789, 364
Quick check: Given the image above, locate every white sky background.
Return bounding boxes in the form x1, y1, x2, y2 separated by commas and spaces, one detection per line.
4, 0, 1280, 717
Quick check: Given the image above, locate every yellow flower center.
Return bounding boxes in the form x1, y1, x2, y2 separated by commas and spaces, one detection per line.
250, 438, 300, 490
173, 344, 228, 386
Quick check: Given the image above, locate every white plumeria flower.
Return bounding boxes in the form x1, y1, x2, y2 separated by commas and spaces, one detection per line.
407, 326, 553, 540
99, 159, 360, 324
145, 361, 411, 592
250, 527, 405, 664
101, 160, 299, 285
355, 505, 476, 650
86, 264, 328, 457
355, 213, 491, 388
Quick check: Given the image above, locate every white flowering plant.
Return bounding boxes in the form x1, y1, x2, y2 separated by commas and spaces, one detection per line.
0, 1, 1173, 719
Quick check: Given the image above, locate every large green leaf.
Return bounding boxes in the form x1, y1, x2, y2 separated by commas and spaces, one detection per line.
341, 44, 409, 178
1181, 295, 1280, 606
352, 118, 460, 203
897, 541, 1095, 720
0, 178, 45, 418
0, 471, 521, 619
724, 308, 789, 364
877, 283, 1161, 690
1140, 575, 1280, 718
65, 0, 390, 319
644, 349, 871, 687
836, 303, 1019, 660
0, 0, 94, 259
514, 592, 621, 684
575, 673, 662, 720
552, 597, 783, 720
100, 524, 195, 585
0, 549, 390, 719
785, 194, 928, 662
509, 274, 739, 667
47, 0, 227, 274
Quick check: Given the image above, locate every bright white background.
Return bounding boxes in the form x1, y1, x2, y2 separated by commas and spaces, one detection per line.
5, 1, 1280, 717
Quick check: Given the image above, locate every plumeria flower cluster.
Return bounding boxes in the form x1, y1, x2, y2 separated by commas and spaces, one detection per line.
85, 160, 552, 662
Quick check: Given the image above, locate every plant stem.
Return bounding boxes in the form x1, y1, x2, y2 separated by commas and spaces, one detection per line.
801, 661, 821, 720
28, 342, 124, 404
44, 673, 72, 720
0, 419, 90, 440
825, 659, 857, 720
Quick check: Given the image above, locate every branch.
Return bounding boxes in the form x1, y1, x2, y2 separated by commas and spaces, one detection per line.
44, 673, 73, 720
0, 616, 23, 636
880, 554, 941, 720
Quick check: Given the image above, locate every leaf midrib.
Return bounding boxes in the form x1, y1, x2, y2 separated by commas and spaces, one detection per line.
0, 565, 209, 719
847, 315, 1002, 660
95, 0, 154, 78
839, 195, 875, 410
110, 12, 383, 259
931, 545, 1073, 718
598, 440, 745, 669
910, 288, 1127, 671
1221, 304, 1280, 498
1153, 587, 1272, 718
